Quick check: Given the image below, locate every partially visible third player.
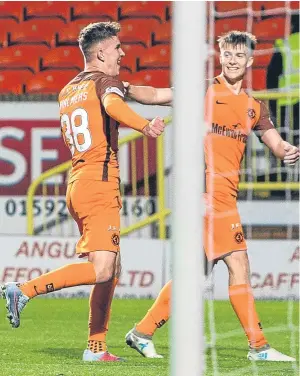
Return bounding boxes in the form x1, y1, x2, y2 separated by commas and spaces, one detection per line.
124, 31, 299, 361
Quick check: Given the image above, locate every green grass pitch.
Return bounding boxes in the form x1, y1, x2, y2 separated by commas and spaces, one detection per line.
0, 299, 298, 376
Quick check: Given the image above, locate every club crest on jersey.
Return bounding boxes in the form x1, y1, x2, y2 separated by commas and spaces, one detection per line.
234, 232, 244, 244
111, 233, 120, 246
247, 108, 256, 119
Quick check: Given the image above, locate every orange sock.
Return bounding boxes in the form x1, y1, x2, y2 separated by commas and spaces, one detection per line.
229, 284, 268, 349
135, 280, 171, 336
87, 277, 118, 353
19, 263, 96, 299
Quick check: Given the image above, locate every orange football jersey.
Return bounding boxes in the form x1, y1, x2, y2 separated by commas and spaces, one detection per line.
59, 71, 125, 183
205, 75, 274, 199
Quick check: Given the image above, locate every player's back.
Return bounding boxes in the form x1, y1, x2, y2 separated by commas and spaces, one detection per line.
59, 71, 124, 183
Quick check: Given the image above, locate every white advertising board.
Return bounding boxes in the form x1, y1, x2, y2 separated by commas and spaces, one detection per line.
0, 236, 168, 299
0, 236, 298, 300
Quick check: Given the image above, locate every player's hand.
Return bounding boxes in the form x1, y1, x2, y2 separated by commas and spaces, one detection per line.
142, 117, 165, 138
283, 141, 299, 166
122, 81, 130, 95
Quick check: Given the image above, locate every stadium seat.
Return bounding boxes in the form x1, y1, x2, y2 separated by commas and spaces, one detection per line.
137, 45, 171, 70
0, 19, 18, 47
0, 1, 23, 22
243, 69, 267, 91
165, 1, 172, 21
128, 70, 171, 87
252, 1, 286, 12
8, 19, 65, 47
122, 44, 147, 59
119, 19, 159, 47
70, 1, 117, 21
0, 45, 49, 72
118, 1, 167, 22
24, 2, 71, 22
214, 1, 247, 13
253, 43, 274, 67
253, 17, 286, 41
215, 18, 248, 36
56, 19, 103, 46
151, 22, 171, 46
25, 70, 79, 94
41, 47, 83, 71
120, 54, 138, 73
0, 70, 33, 94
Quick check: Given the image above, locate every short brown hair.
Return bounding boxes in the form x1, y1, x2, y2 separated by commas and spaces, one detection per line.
217, 30, 257, 52
78, 21, 121, 60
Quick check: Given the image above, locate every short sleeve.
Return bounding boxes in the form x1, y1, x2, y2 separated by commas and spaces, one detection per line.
94, 74, 125, 103
254, 101, 275, 132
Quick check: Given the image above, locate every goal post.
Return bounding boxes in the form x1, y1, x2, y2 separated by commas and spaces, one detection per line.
171, 2, 207, 376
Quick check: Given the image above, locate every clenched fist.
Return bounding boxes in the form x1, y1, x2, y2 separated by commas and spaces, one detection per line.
142, 117, 165, 138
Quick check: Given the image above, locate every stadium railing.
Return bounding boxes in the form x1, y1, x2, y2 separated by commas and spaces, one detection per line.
26, 91, 299, 237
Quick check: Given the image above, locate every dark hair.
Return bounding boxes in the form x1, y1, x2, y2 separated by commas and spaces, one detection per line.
78, 21, 121, 60
218, 30, 257, 52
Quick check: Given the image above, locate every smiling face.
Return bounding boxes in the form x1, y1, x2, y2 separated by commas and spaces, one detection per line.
100, 36, 125, 76
220, 43, 253, 83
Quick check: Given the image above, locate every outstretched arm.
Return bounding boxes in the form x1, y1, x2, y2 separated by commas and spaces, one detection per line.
261, 129, 299, 165
102, 93, 165, 138
124, 83, 173, 106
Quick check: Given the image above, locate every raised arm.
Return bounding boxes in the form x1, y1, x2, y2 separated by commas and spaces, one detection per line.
124, 83, 173, 106
103, 93, 165, 138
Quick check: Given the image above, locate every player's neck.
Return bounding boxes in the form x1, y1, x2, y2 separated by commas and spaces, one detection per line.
84, 62, 109, 75
220, 74, 243, 95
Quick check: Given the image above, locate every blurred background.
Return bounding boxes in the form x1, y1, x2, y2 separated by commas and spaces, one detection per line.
0, 1, 299, 300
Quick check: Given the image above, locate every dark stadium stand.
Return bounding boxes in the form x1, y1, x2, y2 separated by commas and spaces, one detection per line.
0, 1, 295, 94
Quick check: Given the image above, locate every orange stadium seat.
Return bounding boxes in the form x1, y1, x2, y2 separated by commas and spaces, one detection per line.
70, 1, 117, 21
165, 1, 172, 20
252, 1, 286, 12
253, 43, 274, 67
253, 17, 286, 41
0, 19, 18, 47
25, 70, 79, 94
137, 45, 171, 70
41, 47, 83, 71
214, 1, 248, 13
118, 1, 167, 22
215, 18, 248, 37
0, 70, 33, 94
151, 22, 171, 46
24, 1, 71, 22
122, 44, 147, 59
0, 45, 49, 72
0, 1, 24, 22
243, 69, 267, 91
119, 19, 159, 47
128, 70, 171, 87
120, 54, 138, 73
8, 19, 65, 47
55, 19, 104, 46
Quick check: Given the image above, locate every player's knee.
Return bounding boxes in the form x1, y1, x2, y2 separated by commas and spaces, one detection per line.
224, 251, 250, 284
95, 265, 115, 283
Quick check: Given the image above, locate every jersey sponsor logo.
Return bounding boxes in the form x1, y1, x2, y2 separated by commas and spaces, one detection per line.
111, 233, 120, 246
234, 231, 244, 244
247, 108, 256, 119
105, 86, 125, 98
210, 123, 248, 144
